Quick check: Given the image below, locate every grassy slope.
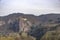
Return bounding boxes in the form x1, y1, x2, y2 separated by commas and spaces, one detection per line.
41, 31, 60, 40
0, 32, 36, 40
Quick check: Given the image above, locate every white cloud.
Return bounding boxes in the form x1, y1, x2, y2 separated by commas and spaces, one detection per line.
0, 0, 60, 16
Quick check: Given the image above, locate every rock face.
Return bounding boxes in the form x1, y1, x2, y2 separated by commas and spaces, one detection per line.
19, 17, 32, 33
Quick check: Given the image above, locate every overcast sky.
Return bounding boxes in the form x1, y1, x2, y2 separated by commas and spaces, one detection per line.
0, 0, 60, 16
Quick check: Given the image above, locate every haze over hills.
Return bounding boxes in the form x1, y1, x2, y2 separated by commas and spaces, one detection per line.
0, 13, 60, 24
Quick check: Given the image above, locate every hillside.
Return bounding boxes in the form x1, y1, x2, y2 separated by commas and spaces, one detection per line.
0, 13, 60, 40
